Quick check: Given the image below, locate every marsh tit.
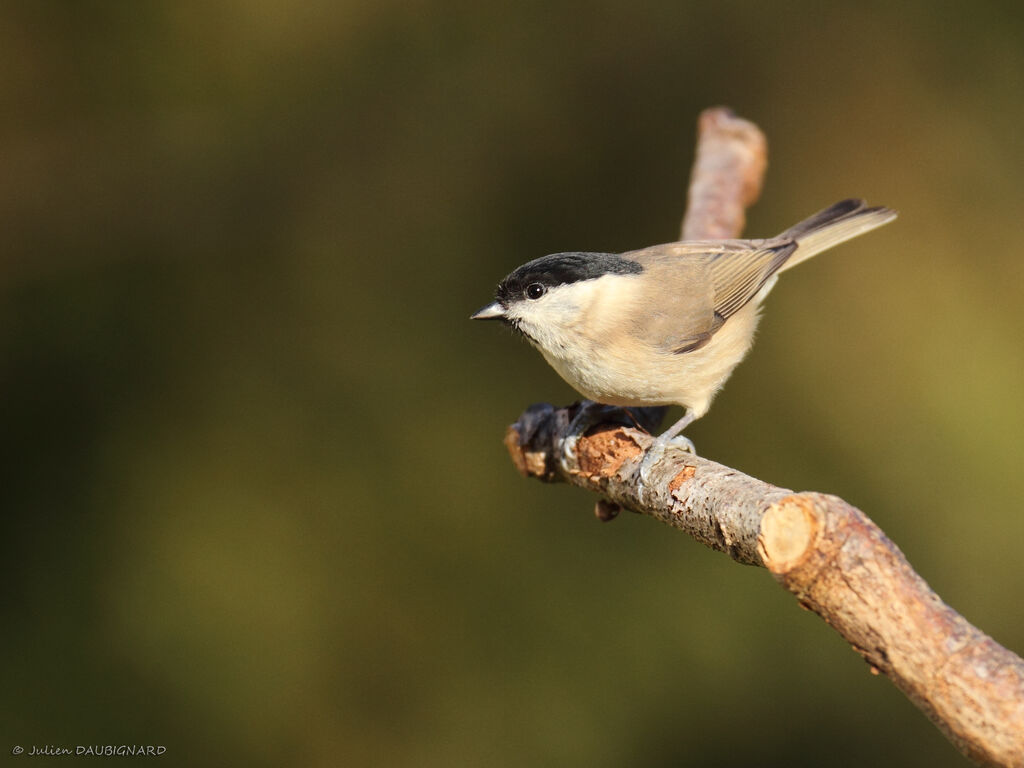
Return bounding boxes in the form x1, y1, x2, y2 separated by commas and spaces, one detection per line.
473, 199, 896, 451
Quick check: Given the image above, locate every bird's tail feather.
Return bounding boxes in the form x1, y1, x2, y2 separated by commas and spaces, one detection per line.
777, 199, 897, 273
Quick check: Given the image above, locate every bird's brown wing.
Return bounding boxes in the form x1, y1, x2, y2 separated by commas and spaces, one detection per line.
626, 239, 795, 354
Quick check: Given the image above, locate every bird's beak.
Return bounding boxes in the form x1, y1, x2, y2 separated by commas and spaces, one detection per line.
471, 302, 505, 321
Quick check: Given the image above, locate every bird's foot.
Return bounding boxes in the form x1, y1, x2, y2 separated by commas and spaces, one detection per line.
638, 432, 697, 485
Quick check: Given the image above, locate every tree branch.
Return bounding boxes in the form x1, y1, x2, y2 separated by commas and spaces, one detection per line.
503, 108, 1024, 767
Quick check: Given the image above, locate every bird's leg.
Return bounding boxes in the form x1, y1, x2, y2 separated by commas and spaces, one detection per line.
658, 410, 697, 448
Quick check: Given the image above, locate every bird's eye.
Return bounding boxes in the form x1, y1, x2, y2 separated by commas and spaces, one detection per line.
526, 283, 546, 300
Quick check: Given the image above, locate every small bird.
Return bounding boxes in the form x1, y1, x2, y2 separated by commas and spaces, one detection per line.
472, 199, 896, 452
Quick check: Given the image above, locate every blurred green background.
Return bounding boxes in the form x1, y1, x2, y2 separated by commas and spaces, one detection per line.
2, 1, 1023, 765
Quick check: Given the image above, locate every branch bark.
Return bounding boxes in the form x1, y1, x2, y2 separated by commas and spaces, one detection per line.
503, 107, 1024, 767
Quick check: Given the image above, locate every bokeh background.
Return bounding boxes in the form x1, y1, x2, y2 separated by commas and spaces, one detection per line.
2, 1, 1023, 766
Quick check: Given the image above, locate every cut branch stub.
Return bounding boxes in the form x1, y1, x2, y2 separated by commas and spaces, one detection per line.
758, 496, 821, 574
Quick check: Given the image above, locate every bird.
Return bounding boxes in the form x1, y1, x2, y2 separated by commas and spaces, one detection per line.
472, 198, 896, 454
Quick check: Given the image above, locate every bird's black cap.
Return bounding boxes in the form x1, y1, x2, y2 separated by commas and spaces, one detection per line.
495, 252, 643, 305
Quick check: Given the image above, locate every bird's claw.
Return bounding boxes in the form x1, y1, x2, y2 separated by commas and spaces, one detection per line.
666, 434, 696, 455
559, 433, 580, 473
